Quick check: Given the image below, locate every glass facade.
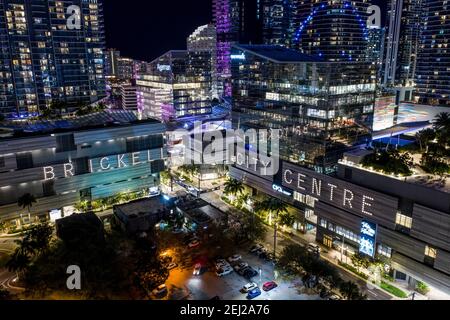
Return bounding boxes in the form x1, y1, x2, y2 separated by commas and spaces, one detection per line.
231, 45, 376, 172
0, 0, 106, 118
136, 51, 213, 122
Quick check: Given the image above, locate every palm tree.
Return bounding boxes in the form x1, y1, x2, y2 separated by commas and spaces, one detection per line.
255, 198, 289, 257
433, 112, 450, 131
17, 193, 37, 214
6, 248, 31, 279
223, 179, 244, 202
416, 129, 436, 153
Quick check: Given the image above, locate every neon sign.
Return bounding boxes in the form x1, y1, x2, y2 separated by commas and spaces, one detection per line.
231, 53, 246, 60
272, 184, 292, 196
359, 220, 377, 257
157, 64, 171, 72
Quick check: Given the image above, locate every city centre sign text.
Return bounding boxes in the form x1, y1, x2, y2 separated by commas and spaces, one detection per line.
281, 162, 397, 220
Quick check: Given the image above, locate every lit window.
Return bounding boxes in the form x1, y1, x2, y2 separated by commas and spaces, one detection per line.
425, 246, 437, 259
377, 244, 392, 258
395, 213, 412, 229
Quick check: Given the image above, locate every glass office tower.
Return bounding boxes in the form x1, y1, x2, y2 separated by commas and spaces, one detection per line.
0, 0, 106, 118
231, 45, 376, 173
136, 51, 213, 122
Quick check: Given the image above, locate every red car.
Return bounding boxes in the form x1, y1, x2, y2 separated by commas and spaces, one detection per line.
263, 281, 278, 292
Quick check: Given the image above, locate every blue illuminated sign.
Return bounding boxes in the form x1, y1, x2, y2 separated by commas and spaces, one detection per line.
359, 220, 377, 258
272, 184, 292, 196
231, 53, 246, 60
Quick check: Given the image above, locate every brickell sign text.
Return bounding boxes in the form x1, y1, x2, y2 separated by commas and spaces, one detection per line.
43, 150, 160, 181
281, 162, 394, 219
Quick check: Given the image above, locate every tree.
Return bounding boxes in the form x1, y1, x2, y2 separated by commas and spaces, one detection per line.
351, 253, 371, 273
416, 129, 436, 153
23, 223, 53, 255
433, 112, 450, 131
255, 198, 289, 257
339, 281, 367, 300
17, 193, 37, 213
223, 179, 244, 201
6, 248, 31, 278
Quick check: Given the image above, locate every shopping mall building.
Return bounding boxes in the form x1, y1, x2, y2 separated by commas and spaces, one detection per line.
230, 151, 450, 296
0, 111, 166, 225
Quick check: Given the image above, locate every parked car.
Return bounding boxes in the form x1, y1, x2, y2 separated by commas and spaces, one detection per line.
233, 262, 249, 272
328, 294, 342, 301
243, 267, 258, 279
193, 263, 204, 276
238, 266, 250, 276
228, 255, 242, 263
188, 240, 201, 249
242, 282, 258, 293
166, 263, 178, 270
249, 244, 264, 253
246, 288, 262, 300
256, 248, 267, 256
216, 266, 233, 277
215, 259, 229, 268
263, 281, 278, 292
152, 284, 168, 297
307, 243, 321, 254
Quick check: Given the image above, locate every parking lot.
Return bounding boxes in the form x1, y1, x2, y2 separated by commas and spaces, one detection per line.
163, 245, 322, 301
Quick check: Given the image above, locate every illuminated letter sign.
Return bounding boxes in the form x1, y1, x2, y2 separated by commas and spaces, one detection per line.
272, 184, 292, 196
231, 53, 246, 60
359, 220, 377, 258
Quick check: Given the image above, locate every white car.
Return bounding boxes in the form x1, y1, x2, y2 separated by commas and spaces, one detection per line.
152, 284, 168, 297
242, 282, 258, 293
228, 255, 242, 263
215, 259, 230, 269
216, 266, 233, 277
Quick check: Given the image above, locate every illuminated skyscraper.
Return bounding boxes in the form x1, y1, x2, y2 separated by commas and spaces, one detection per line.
290, 0, 371, 62
415, 0, 450, 105
213, 0, 264, 97
0, 0, 106, 118
382, 0, 423, 89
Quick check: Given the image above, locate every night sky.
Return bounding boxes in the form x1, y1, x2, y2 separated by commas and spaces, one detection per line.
104, 0, 386, 62
103, 0, 212, 62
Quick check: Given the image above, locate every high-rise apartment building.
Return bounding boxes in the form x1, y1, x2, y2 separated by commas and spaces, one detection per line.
382, 0, 423, 92
415, 0, 450, 106
289, 0, 371, 62
0, 0, 106, 118
187, 24, 219, 98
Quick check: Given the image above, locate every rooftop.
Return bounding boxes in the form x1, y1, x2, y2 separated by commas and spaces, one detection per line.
114, 196, 170, 218
340, 151, 450, 194
233, 44, 325, 63
0, 110, 162, 140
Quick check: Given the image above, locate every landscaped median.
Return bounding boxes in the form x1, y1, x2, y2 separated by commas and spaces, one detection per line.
380, 281, 408, 299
